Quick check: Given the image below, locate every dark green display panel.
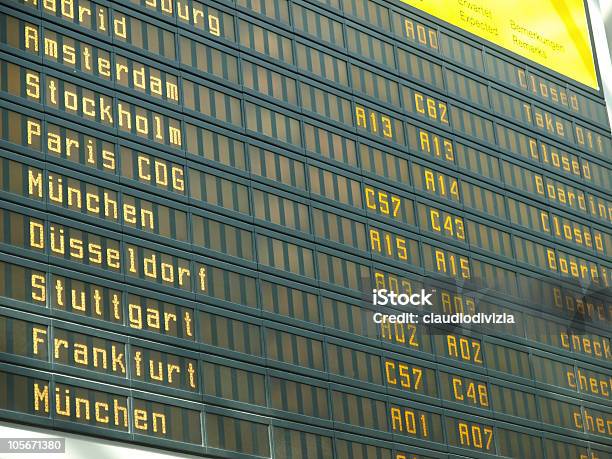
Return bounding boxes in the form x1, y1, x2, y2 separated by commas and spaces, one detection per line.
0, 0, 610, 457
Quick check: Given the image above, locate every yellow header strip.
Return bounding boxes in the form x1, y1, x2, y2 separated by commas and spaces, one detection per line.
400, 0, 598, 89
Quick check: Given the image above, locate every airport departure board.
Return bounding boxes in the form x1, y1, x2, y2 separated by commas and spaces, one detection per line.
0, 0, 610, 458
